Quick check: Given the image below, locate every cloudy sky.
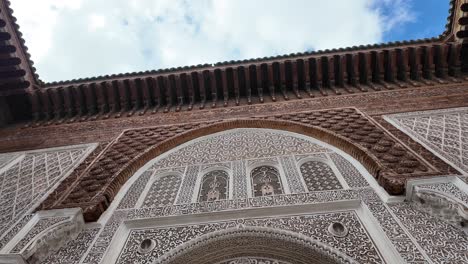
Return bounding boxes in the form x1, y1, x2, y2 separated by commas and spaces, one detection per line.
10, 0, 448, 82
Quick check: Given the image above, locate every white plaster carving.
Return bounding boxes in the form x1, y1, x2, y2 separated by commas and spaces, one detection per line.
385, 107, 468, 174
0, 143, 96, 237
0, 208, 85, 264
406, 176, 468, 233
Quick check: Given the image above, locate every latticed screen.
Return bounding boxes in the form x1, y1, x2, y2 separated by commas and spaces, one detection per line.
299, 161, 342, 191
251, 166, 284, 197
198, 170, 229, 202
142, 175, 181, 207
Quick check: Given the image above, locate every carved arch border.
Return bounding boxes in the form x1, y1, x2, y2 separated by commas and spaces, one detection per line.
157, 226, 358, 264
55, 118, 384, 221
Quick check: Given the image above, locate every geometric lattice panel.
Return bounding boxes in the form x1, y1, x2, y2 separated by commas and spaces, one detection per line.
0, 144, 95, 235
300, 161, 342, 191
386, 107, 468, 173
142, 175, 181, 208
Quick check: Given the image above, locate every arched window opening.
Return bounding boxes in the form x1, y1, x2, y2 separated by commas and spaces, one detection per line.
299, 161, 342, 192
251, 166, 283, 197
198, 170, 229, 202
142, 174, 181, 208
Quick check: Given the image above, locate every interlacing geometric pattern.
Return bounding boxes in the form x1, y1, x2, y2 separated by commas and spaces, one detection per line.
0, 153, 20, 169
386, 107, 468, 173
151, 129, 329, 169
116, 211, 382, 263
251, 166, 283, 197
300, 161, 343, 191
142, 175, 181, 208
0, 145, 94, 235
198, 170, 229, 202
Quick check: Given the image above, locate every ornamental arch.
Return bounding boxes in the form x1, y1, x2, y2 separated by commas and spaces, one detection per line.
39, 115, 416, 222
156, 227, 358, 264
111, 126, 383, 217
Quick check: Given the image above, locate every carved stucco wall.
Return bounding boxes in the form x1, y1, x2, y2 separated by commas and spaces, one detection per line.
1, 128, 468, 264
121, 128, 369, 207
385, 107, 468, 174
0, 144, 96, 246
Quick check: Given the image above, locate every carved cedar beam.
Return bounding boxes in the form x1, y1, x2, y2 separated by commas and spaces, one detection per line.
408, 47, 421, 83
222, 69, 229, 106
362, 52, 377, 91
198, 71, 206, 109
38, 89, 52, 124
50, 88, 64, 124
383, 50, 393, 83
71, 85, 85, 122
396, 48, 407, 83
185, 73, 195, 110
308, 57, 324, 95
434, 45, 446, 79
175, 74, 183, 112
421, 46, 434, 85
346, 54, 365, 92
104, 81, 117, 118
271, 62, 280, 101
285, 60, 298, 98
115, 80, 129, 118
83, 84, 98, 121
258, 63, 270, 101
27, 89, 41, 126
371, 51, 386, 89
253, 64, 263, 103
149, 77, 161, 113
334, 55, 352, 93
448, 43, 461, 78
161, 75, 171, 113
61, 86, 75, 121
138, 78, 151, 115
232, 67, 240, 106
209, 70, 217, 108
296, 59, 311, 97
321, 56, 339, 94
95, 82, 109, 118
242, 66, 252, 104
126, 79, 138, 116
278, 62, 287, 100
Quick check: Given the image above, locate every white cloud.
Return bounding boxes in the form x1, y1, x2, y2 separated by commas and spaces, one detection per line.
10, 0, 415, 82
88, 14, 107, 32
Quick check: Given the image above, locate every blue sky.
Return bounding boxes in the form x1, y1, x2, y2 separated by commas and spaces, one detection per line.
381, 0, 449, 42
10, 0, 450, 82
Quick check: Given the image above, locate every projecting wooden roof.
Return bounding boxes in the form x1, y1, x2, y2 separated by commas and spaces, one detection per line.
1, 0, 468, 124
